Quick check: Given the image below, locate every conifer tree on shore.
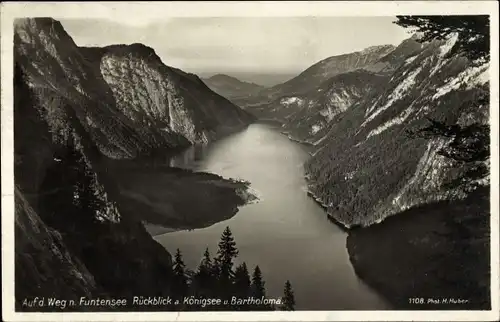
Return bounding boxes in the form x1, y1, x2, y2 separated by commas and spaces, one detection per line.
173, 227, 292, 311
233, 262, 252, 310
193, 248, 214, 297
281, 280, 296, 311
214, 227, 239, 297
250, 265, 269, 310
172, 248, 188, 300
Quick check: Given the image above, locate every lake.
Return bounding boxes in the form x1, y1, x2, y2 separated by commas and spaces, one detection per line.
154, 122, 390, 310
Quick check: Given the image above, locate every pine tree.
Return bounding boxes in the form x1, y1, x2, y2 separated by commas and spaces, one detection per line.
193, 248, 214, 297
233, 262, 251, 310
234, 262, 251, 294
172, 248, 188, 300
214, 227, 239, 291
281, 280, 296, 311
394, 15, 489, 62
250, 265, 268, 310
251, 265, 266, 297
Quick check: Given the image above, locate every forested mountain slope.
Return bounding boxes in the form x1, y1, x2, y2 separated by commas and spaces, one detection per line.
304, 34, 489, 228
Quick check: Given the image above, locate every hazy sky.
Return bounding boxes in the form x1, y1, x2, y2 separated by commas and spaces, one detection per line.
60, 17, 410, 75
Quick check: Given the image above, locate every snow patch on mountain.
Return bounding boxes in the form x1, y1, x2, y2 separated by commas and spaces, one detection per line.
433, 62, 489, 100
428, 33, 459, 77
362, 66, 422, 127
404, 56, 417, 65
311, 124, 322, 135
365, 97, 381, 116
328, 89, 355, 111
439, 33, 459, 57
383, 139, 456, 217
280, 96, 304, 106
367, 104, 418, 139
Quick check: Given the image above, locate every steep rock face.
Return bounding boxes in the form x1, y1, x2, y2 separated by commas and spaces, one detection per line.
14, 56, 177, 310
257, 45, 395, 102
202, 74, 265, 100
14, 18, 147, 159
15, 188, 98, 311
363, 36, 424, 75
247, 70, 386, 124
81, 45, 253, 144
13, 17, 252, 311
304, 35, 489, 228
276, 37, 424, 144
14, 18, 253, 159
245, 40, 422, 126
280, 70, 387, 144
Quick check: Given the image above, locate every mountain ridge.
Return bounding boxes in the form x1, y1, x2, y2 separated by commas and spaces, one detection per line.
201, 73, 265, 101
255, 44, 396, 101
15, 17, 254, 159
303, 35, 489, 228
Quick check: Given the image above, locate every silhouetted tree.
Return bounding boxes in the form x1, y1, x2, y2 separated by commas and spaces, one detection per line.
281, 280, 296, 311
214, 226, 239, 300
234, 262, 251, 294
394, 15, 490, 62
406, 91, 490, 190
172, 249, 188, 300
193, 248, 214, 298
250, 265, 268, 310
233, 262, 251, 310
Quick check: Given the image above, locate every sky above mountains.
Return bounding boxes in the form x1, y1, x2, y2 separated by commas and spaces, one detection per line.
61, 17, 410, 75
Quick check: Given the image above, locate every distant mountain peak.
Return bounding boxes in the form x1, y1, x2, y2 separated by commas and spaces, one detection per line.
360, 44, 396, 54
202, 73, 265, 99
208, 73, 238, 80
255, 44, 396, 100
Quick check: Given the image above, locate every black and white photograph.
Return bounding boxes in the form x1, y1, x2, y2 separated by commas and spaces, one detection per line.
1, 1, 499, 321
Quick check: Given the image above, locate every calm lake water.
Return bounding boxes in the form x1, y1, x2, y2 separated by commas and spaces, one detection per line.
154, 123, 390, 310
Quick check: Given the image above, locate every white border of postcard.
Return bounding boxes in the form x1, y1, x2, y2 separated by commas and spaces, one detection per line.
2, 1, 499, 321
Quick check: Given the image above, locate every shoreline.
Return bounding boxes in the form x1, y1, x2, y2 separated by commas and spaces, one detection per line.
304, 189, 355, 232
105, 159, 259, 232
143, 181, 261, 237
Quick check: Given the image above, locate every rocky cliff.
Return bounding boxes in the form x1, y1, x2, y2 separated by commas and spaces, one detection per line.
13, 17, 253, 311
262, 45, 395, 99
279, 70, 387, 144
240, 45, 396, 112
15, 18, 253, 159
304, 34, 489, 228
246, 38, 422, 140
202, 74, 265, 100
